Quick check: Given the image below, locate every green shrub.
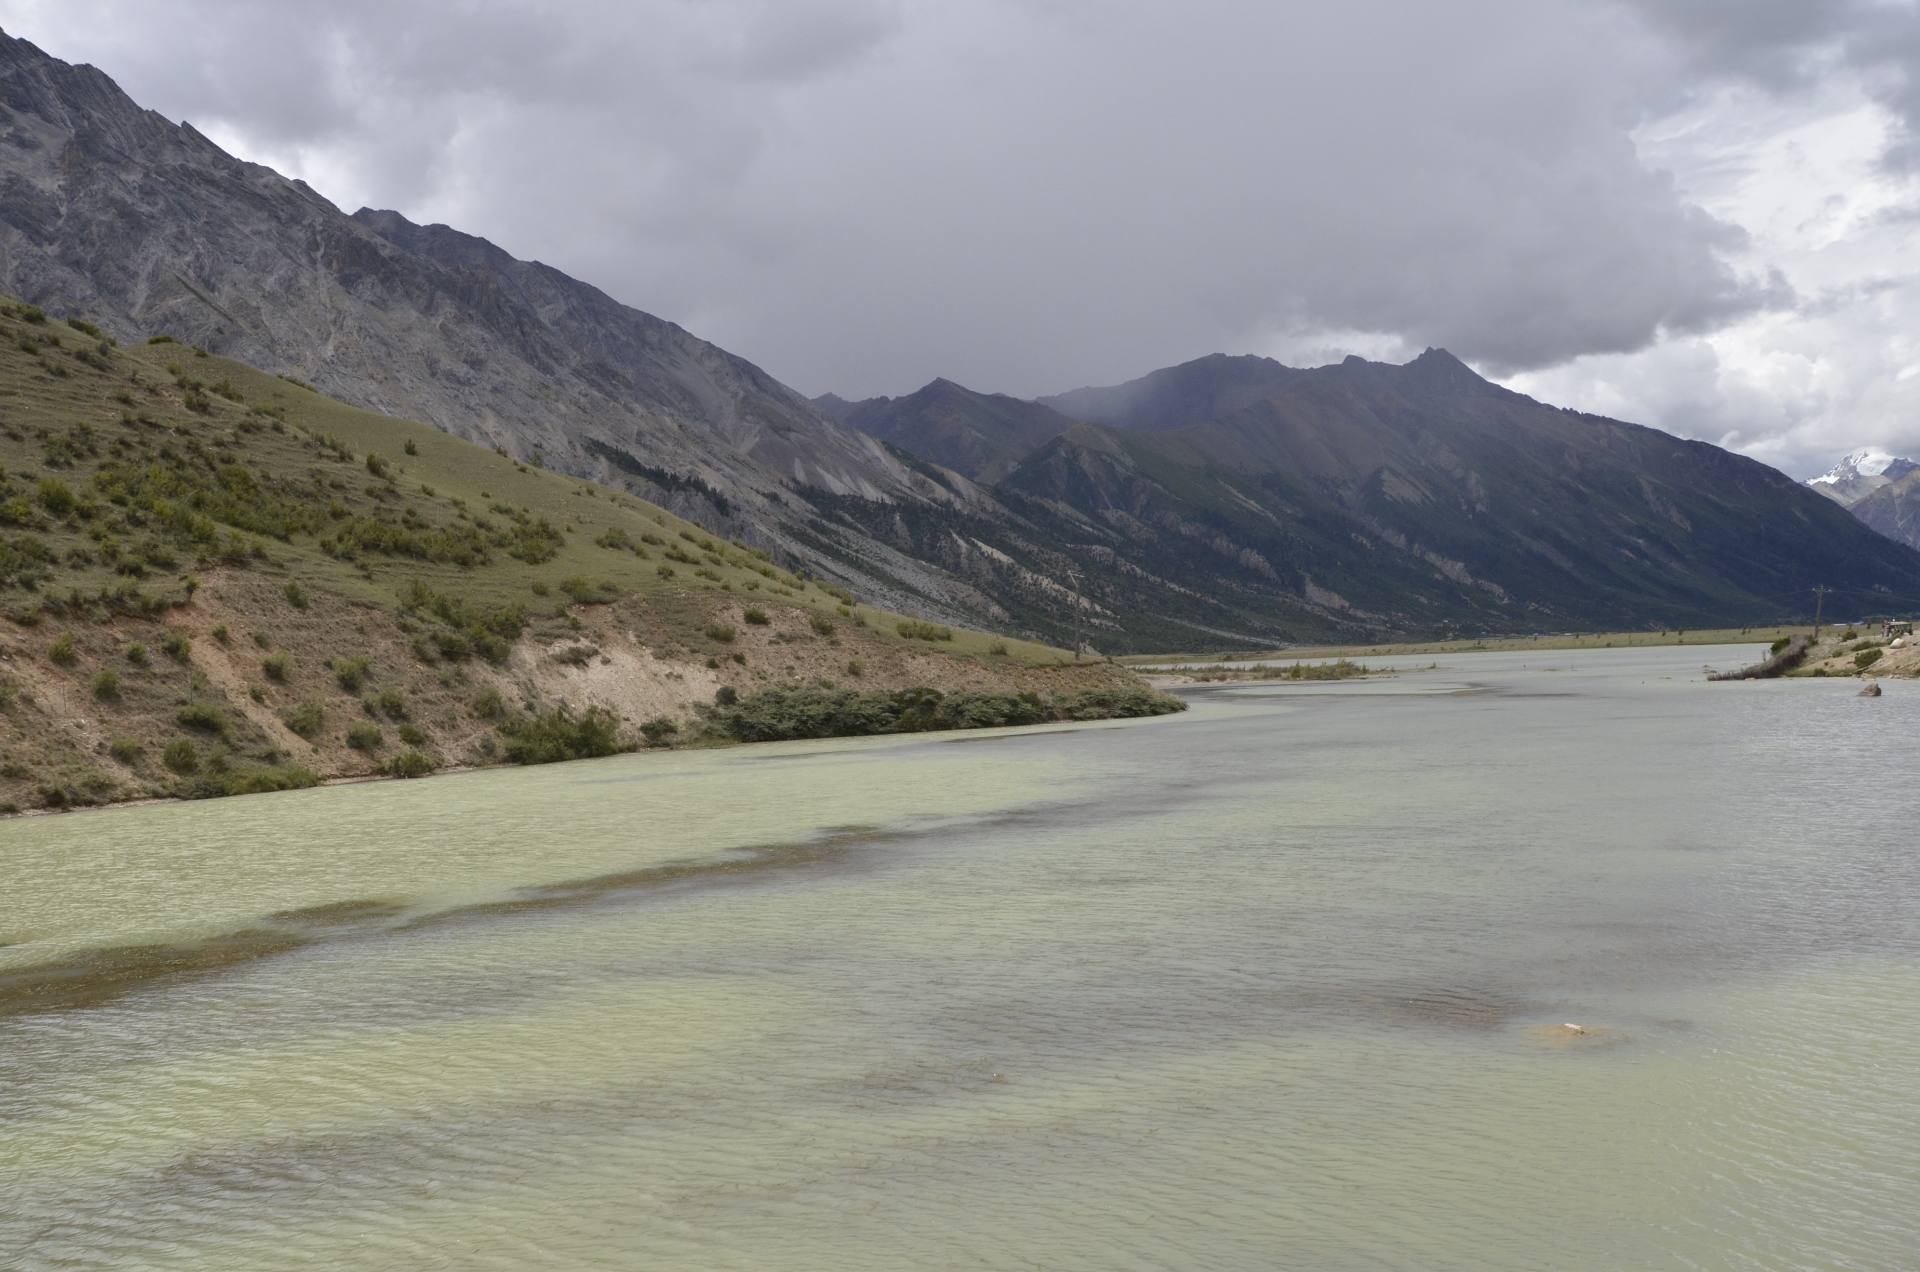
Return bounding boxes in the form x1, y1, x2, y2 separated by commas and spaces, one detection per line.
334, 656, 371, 692
211, 624, 231, 645
499, 706, 626, 764
175, 761, 321, 799
176, 703, 227, 735
714, 685, 738, 706
403, 439, 419, 456
161, 632, 191, 662
845, 658, 864, 678
1769, 636, 1791, 654
1855, 649, 1883, 670
35, 477, 76, 518
988, 640, 1010, 656
346, 722, 384, 752
262, 653, 291, 682
283, 581, 309, 610
743, 607, 771, 626
896, 619, 954, 642
550, 643, 599, 667
374, 689, 408, 720
162, 739, 199, 775
639, 716, 678, 745
395, 583, 524, 665
559, 575, 619, 604
503, 518, 564, 564
90, 669, 121, 701
282, 702, 325, 739
704, 623, 736, 644
108, 737, 141, 764
387, 750, 434, 778
397, 723, 427, 746
472, 687, 506, 720
365, 453, 390, 479
0, 532, 55, 589
809, 613, 836, 637
48, 632, 76, 666
709, 684, 1184, 743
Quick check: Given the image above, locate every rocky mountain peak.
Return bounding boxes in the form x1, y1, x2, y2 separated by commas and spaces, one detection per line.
1807, 448, 1920, 507
1399, 346, 1492, 392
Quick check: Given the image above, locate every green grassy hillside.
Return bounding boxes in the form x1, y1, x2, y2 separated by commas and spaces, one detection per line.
0, 299, 1170, 814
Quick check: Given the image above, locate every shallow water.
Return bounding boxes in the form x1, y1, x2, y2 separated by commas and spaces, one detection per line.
3, 645, 1917, 1270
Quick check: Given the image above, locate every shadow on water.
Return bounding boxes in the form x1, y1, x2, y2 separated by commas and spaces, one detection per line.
0, 782, 1184, 1021
0, 824, 898, 1020
0, 724, 1237, 1023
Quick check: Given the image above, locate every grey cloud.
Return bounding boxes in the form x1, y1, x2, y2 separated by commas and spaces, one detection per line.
0, 0, 1871, 397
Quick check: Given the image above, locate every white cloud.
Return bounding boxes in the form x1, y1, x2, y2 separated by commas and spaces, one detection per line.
1507, 58, 1920, 478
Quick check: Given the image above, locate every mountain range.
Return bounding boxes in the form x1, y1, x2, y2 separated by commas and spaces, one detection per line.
1806, 449, 1920, 552
5, 28, 1920, 650
826, 353, 1920, 640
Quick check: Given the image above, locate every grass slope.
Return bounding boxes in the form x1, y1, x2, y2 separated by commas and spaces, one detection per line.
0, 299, 1168, 814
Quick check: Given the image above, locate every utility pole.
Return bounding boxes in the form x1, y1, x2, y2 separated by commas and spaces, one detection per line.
1812, 584, 1827, 640
1064, 566, 1087, 662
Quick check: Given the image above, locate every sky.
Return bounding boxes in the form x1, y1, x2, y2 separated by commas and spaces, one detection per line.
6, 0, 1918, 478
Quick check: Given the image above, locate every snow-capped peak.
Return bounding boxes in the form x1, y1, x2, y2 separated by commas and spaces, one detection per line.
1853, 449, 1897, 478
1807, 448, 1920, 506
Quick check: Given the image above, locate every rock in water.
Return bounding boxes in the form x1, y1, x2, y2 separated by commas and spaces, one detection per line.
1860, 680, 1883, 697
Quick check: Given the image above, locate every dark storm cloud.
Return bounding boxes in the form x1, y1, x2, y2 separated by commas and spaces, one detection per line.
0, 0, 1897, 396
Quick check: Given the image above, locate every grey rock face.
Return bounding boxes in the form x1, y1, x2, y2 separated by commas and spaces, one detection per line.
1850, 469, 1920, 550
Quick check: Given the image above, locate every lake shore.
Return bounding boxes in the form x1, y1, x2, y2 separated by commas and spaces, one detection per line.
0, 682, 1185, 821
1121, 624, 1809, 665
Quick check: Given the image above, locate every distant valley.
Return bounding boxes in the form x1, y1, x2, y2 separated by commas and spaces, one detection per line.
5, 28, 1920, 652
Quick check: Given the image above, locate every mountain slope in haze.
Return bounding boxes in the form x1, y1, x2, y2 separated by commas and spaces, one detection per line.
990, 349, 1920, 636
0, 29, 1016, 626
822, 379, 1081, 482
1807, 449, 1920, 507
1039, 353, 1305, 431
1850, 469, 1920, 551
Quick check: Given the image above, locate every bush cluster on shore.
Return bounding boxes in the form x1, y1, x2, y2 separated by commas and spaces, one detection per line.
704, 684, 1183, 743
1186, 658, 1373, 682
499, 705, 625, 764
